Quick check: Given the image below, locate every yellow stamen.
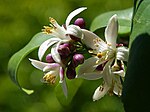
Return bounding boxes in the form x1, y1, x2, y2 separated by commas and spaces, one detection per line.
43, 73, 56, 84
112, 65, 120, 71
49, 17, 56, 23
107, 43, 111, 46
112, 59, 120, 71
88, 50, 93, 54
42, 26, 55, 34
96, 60, 99, 64
97, 51, 107, 58
97, 52, 103, 58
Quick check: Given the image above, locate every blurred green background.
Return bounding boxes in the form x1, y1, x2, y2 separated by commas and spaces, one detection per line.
0, 0, 133, 112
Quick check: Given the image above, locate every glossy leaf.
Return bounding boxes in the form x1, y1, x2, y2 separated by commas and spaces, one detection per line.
122, 33, 150, 112
90, 8, 133, 35
8, 32, 53, 94
55, 78, 83, 106
122, 0, 150, 111
129, 0, 150, 45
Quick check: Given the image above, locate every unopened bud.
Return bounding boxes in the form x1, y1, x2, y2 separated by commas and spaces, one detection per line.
46, 54, 55, 63
66, 67, 76, 79
62, 43, 75, 51
74, 18, 85, 29
73, 54, 84, 67
58, 44, 71, 57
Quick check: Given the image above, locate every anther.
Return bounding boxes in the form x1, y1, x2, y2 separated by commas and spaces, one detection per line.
49, 17, 55, 23
97, 52, 103, 58
43, 74, 56, 84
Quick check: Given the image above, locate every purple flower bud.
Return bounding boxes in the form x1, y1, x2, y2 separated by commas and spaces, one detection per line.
58, 44, 71, 57
62, 43, 75, 51
74, 18, 85, 29
46, 54, 55, 63
73, 54, 84, 67
66, 67, 76, 79
62, 43, 70, 48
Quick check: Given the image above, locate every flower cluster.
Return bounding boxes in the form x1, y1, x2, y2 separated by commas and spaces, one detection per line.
29, 7, 129, 100
29, 7, 87, 97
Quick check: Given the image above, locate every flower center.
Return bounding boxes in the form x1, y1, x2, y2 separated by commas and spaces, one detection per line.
43, 73, 56, 84
111, 64, 120, 71
97, 52, 107, 58
111, 59, 123, 72
42, 26, 56, 34
42, 18, 57, 34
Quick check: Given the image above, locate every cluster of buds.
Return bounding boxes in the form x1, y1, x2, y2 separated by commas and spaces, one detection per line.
45, 42, 85, 80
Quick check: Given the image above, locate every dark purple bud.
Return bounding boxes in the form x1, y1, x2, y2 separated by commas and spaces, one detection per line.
58, 44, 71, 57
66, 67, 76, 79
74, 18, 85, 29
62, 43, 75, 51
46, 54, 55, 63
62, 43, 70, 48
73, 54, 84, 67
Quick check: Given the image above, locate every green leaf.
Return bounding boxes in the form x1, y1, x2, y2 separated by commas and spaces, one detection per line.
129, 0, 150, 45
122, 0, 150, 111
55, 78, 83, 106
8, 32, 53, 94
122, 33, 150, 112
90, 8, 133, 36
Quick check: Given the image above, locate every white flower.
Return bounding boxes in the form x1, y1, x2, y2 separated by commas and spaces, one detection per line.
29, 58, 68, 97
77, 14, 129, 101
38, 7, 87, 64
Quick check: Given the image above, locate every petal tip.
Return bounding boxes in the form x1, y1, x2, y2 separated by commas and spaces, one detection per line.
66, 7, 87, 26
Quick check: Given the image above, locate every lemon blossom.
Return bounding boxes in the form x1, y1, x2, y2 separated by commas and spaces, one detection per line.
38, 7, 87, 64
29, 58, 68, 97
77, 15, 129, 101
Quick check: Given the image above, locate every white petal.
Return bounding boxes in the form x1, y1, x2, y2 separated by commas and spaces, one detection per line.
49, 17, 66, 37
113, 70, 125, 77
82, 29, 105, 49
117, 47, 129, 61
66, 25, 83, 38
44, 70, 59, 77
78, 57, 98, 76
43, 63, 60, 72
59, 79, 68, 97
59, 67, 64, 82
105, 14, 118, 48
66, 7, 87, 27
77, 72, 103, 80
113, 76, 122, 96
29, 58, 49, 70
51, 42, 62, 63
93, 83, 110, 101
38, 38, 60, 60
102, 59, 114, 86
